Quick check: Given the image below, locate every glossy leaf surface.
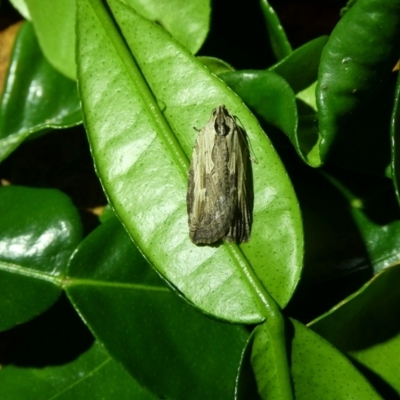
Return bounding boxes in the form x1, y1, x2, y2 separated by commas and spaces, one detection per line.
351, 337, 400, 399
251, 319, 381, 399
25, 0, 210, 80
268, 36, 328, 167
310, 264, 400, 351
351, 210, 400, 274
123, 0, 210, 54
220, 37, 328, 168
324, 173, 400, 274
220, 70, 320, 167
0, 186, 82, 330
220, 70, 297, 142
310, 264, 400, 396
0, 22, 81, 162
198, 56, 234, 75
25, 0, 76, 80
391, 70, 400, 207
0, 342, 157, 399
270, 36, 328, 94
66, 216, 250, 400
260, 0, 292, 61
76, 0, 303, 322
316, 0, 400, 172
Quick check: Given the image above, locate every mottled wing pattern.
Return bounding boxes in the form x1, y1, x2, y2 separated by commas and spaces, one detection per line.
187, 105, 252, 244
225, 124, 252, 242
187, 121, 233, 243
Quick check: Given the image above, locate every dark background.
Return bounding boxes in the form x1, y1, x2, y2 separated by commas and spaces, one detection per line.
1, 0, 344, 68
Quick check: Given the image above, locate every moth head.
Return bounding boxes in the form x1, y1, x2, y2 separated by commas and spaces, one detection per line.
213, 105, 232, 136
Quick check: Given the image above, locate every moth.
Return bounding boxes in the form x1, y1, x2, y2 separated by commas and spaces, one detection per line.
187, 105, 253, 244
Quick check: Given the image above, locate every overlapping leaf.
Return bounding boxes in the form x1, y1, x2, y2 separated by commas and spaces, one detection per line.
23, 0, 210, 82
66, 216, 250, 400
0, 186, 82, 330
250, 319, 381, 399
76, 0, 303, 322
316, 0, 400, 173
391, 71, 400, 207
324, 173, 400, 274
259, 0, 292, 61
123, 0, 210, 54
0, 22, 81, 162
219, 37, 328, 168
310, 264, 400, 396
25, 0, 76, 80
0, 342, 156, 399
270, 36, 328, 94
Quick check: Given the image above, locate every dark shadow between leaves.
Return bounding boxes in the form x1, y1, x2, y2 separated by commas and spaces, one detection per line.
197, 0, 274, 70
296, 99, 320, 160
322, 73, 397, 176
0, 293, 94, 367
235, 332, 263, 400
284, 316, 295, 388
0, 127, 107, 236
278, 150, 373, 322
323, 164, 400, 226
349, 356, 400, 400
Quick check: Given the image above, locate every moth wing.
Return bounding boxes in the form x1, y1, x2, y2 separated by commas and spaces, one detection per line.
224, 125, 252, 242
187, 121, 234, 244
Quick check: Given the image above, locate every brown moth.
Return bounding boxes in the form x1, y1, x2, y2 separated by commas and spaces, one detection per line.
187, 105, 253, 244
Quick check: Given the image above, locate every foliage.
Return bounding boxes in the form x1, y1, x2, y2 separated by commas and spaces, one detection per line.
1, 0, 400, 398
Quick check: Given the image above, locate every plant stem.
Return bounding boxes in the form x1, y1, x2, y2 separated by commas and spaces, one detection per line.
227, 243, 293, 400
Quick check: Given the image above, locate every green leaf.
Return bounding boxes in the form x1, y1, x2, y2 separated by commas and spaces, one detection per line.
0, 22, 81, 163
25, 0, 76, 80
340, 0, 358, 15
236, 334, 262, 400
198, 56, 235, 75
351, 210, 400, 274
324, 172, 400, 274
310, 264, 400, 396
268, 36, 329, 167
76, 0, 303, 322
9, 0, 30, 19
296, 81, 317, 110
252, 319, 381, 399
391, 70, 400, 207
310, 263, 400, 350
98, 204, 115, 223
220, 70, 297, 142
269, 36, 328, 167
316, 0, 400, 172
270, 36, 328, 94
259, 0, 292, 61
351, 337, 400, 399
123, 0, 211, 54
220, 70, 302, 160
220, 70, 321, 167
0, 342, 157, 399
66, 216, 250, 400
25, 0, 210, 80
219, 38, 329, 168
0, 186, 82, 331
278, 165, 376, 322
